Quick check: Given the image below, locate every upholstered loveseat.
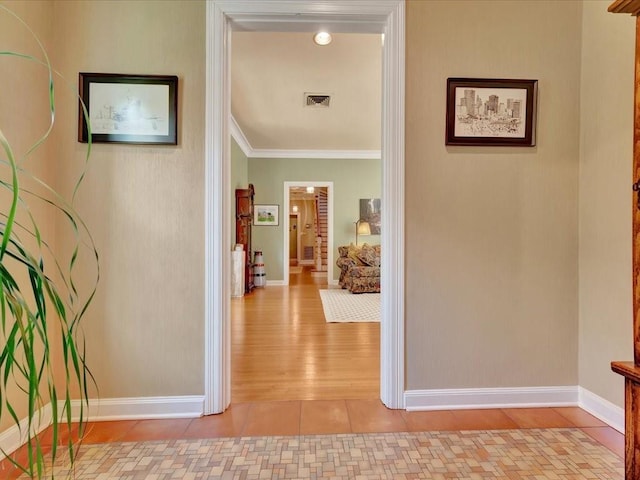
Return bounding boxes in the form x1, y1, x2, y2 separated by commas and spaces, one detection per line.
336, 243, 380, 294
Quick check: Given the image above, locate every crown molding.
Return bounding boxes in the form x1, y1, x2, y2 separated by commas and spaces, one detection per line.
230, 116, 253, 157
230, 115, 381, 160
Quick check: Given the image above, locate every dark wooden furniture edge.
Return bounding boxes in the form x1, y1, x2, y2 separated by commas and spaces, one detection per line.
611, 361, 640, 479
609, 0, 640, 14
612, 361, 640, 382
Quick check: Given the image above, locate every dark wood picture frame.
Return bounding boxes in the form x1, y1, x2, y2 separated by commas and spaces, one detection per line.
78, 73, 178, 145
445, 78, 538, 147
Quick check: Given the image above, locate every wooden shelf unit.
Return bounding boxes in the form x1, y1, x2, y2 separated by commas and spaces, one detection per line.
236, 184, 255, 293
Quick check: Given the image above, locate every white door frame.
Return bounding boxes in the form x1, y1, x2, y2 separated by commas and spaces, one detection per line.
205, 0, 405, 414
283, 182, 333, 284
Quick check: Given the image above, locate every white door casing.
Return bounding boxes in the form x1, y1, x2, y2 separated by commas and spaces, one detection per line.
205, 0, 405, 414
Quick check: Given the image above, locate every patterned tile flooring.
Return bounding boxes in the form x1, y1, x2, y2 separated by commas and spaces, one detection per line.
3, 404, 625, 479
21, 428, 623, 479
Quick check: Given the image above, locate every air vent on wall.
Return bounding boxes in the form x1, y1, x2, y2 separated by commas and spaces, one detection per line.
304, 93, 331, 107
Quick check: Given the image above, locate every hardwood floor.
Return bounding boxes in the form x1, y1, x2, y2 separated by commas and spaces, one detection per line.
231, 267, 380, 402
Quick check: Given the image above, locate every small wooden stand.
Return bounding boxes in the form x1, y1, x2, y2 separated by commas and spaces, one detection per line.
609, 1, 640, 478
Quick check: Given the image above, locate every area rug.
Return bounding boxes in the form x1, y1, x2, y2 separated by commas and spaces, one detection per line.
23, 429, 622, 479
289, 265, 303, 274
319, 289, 380, 322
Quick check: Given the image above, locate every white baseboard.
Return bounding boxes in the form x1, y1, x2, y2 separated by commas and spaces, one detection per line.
79, 395, 204, 421
578, 387, 624, 433
404, 386, 579, 411
266, 280, 285, 286
2, 390, 623, 456
405, 385, 624, 432
0, 395, 204, 455
0, 404, 52, 458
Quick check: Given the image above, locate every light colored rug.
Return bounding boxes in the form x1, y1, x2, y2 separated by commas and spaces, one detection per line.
289, 266, 303, 274
24, 429, 623, 479
319, 289, 380, 323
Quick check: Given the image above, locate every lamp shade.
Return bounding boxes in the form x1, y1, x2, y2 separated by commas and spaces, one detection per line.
357, 221, 371, 236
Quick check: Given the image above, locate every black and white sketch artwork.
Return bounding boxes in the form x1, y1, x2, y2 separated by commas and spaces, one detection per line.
78, 73, 178, 145
454, 87, 527, 138
445, 78, 537, 147
90, 83, 169, 136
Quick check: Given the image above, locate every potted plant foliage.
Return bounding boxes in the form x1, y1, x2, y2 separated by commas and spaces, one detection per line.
0, 5, 98, 478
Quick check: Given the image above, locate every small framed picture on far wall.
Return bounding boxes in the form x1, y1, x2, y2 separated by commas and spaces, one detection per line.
254, 204, 279, 226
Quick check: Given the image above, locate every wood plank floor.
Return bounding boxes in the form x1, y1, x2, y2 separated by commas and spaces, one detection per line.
231, 267, 380, 402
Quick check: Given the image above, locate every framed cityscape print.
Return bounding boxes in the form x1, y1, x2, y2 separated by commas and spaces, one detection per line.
445, 78, 538, 147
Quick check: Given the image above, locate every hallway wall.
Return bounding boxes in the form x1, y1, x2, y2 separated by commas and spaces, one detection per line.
406, 0, 582, 390
578, 1, 635, 407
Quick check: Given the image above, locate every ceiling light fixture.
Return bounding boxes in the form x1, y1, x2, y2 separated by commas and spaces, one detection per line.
313, 31, 332, 46
306, 186, 315, 193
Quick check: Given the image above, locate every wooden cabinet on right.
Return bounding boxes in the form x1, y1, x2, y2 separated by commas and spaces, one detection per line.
609, 1, 640, 478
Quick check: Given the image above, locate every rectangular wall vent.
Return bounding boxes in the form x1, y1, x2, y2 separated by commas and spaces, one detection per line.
305, 93, 331, 107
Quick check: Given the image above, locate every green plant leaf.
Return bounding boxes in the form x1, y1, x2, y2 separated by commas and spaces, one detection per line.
0, 4, 98, 478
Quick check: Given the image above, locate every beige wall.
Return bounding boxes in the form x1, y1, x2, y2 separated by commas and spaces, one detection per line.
579, 2, 635, 407
406, 0, 582, 389
52, 0, 206, 397
0, 0, 56, 433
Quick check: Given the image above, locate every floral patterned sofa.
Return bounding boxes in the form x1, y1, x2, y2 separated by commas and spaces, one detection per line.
336, 243, 380, 294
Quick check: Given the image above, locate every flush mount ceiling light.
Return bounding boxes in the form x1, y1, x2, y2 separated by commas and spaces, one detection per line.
313, 31, 332, 46
306, 186, 315, 193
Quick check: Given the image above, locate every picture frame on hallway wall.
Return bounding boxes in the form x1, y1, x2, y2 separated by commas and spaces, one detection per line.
360, 198, 381, 235
78, 73, 178, 145
445, 78, 538, 147
254, 205, 279, 226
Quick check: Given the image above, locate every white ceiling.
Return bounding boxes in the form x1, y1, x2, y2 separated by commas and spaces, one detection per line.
231, 31, 382, 153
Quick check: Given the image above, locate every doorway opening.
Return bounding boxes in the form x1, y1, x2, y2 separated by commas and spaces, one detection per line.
283, 182, 333, 285
205, 0, 405, 414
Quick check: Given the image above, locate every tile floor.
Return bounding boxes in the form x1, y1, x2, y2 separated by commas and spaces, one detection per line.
1, 401, 625, 479
17, 429, 624, 479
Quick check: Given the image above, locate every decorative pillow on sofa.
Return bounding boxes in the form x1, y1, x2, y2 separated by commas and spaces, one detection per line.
356, 243, 380, 267
347, 243, 366, 265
